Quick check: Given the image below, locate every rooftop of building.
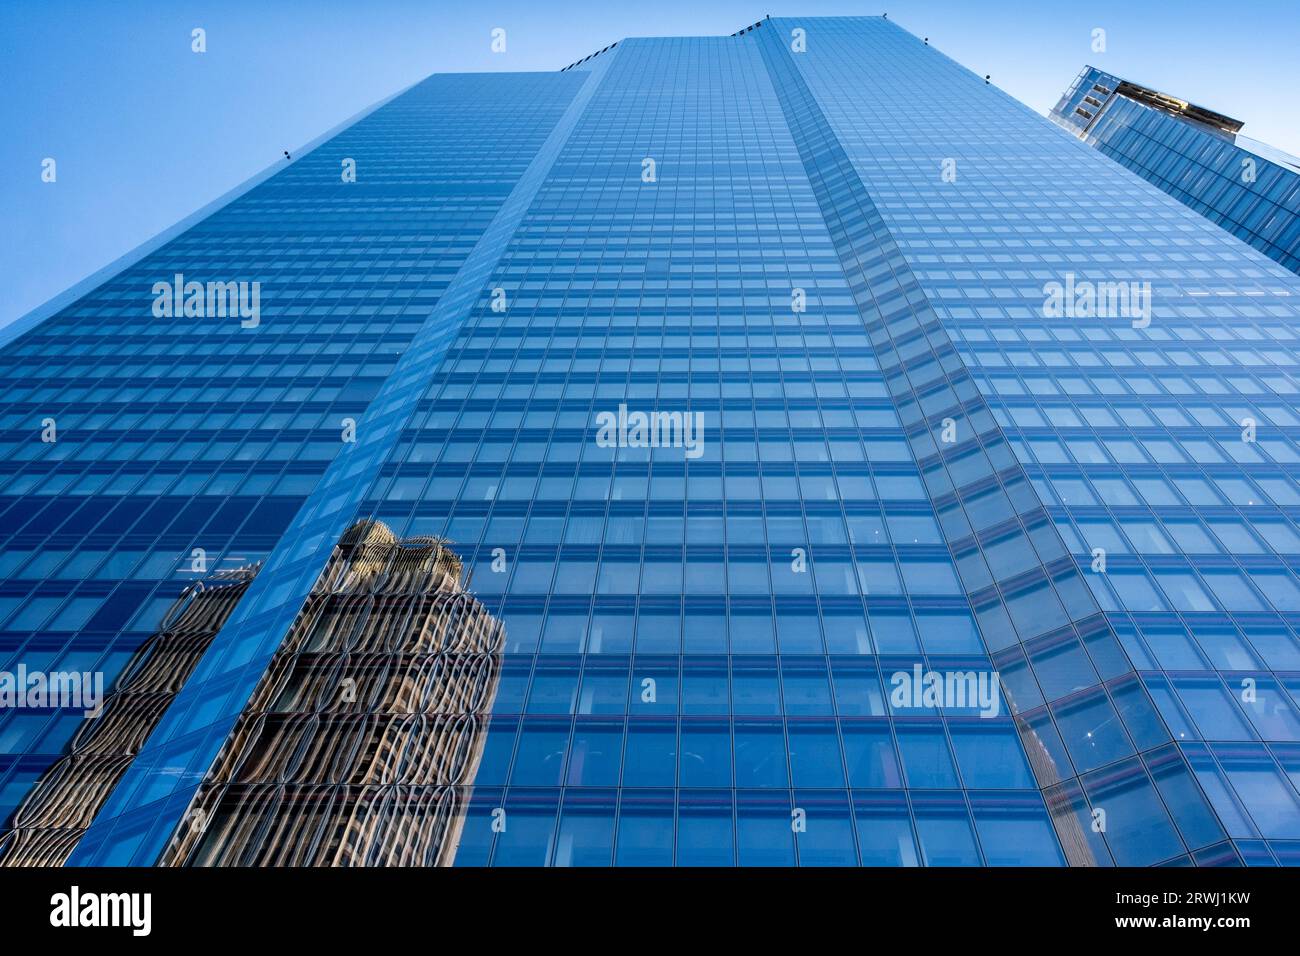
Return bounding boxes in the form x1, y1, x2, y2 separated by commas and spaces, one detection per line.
1056, 64, 1300, 174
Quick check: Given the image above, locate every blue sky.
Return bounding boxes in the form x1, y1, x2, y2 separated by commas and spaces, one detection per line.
3, 0, 1298, 331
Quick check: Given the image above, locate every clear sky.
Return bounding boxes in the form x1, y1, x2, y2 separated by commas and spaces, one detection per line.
3, 0, 1298, 331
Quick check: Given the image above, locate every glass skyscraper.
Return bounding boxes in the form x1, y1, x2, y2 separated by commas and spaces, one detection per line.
1051, 65, 1300, 276
3, 15, 1300, 868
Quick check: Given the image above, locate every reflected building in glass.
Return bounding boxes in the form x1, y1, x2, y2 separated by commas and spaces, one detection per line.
3, 16, 1300, 867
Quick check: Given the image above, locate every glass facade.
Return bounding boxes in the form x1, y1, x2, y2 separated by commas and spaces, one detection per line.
1051, 65, 1300, 276
3, 16, 1300, 867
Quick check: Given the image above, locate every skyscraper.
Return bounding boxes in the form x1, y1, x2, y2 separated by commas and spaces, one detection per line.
3, 15, 1300, 867
1050, 65, 1300, 275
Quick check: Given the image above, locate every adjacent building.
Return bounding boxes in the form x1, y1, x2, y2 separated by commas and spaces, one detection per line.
1051, 65, 1300, 275
3, 17, 1300, 867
